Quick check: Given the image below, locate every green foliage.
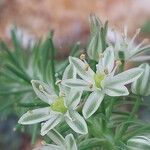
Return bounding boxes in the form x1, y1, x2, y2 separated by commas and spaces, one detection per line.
0, 16, 150, 150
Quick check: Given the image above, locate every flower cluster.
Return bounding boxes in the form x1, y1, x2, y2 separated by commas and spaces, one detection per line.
18, 14, 150, 150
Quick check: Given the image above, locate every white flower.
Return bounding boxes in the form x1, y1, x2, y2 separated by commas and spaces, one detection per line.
18, 64, 88, 135
62, 46, 142, 119
131, 63, 150, 96
111, 27, 150, 61
33, 129, 78, 150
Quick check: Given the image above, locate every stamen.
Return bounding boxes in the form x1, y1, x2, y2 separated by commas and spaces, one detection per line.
136, 28, 141, 34
84, 64, 90, 71
135, 38, 149, 51
142, 38, 149, 44
29, 110, 33, 114
99, 53, 104, 59
55, 80, 62, 85
129, 28, 141, 47
89, 83, 93, 89
39, 85, 44, 92
115, 60, 122, 66
80, 53, 86, 60
41, 140, 46, 145
61, 92, 65, 97
104, 68, 109, 74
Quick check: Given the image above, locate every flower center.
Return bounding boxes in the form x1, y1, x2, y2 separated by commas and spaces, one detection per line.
50, 97, 67, 113
94, 72, 105, 88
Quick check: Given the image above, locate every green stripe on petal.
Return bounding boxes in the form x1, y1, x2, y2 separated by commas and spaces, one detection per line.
62, 64, 76, 80
18, 107, 51, 125
65, 110, 88, 134
82, 90, 104, 119
62, 79, 93, 91
31, 80, 57, 104
65, 134, 78, 150
104, 84, 129, 96
41, 114, 62, 136
47, 129, 66, 147
97, 46, 115, 73
105, 68, 143, 86
131, 63, 150, 96
65, 89, 82, 109
127, 135, 150, 150
69, 56, 94, 83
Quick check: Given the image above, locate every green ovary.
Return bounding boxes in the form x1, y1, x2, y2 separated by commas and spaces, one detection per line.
50, 97, 67, 113
94, 72, 105, 88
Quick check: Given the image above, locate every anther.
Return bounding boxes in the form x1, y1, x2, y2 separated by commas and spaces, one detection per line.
80, 53, 86, 60
143, 38, 149, 44
55, 80, 62, 85
104, 68, 109, 74
116, 60, 122, 66
41, 140, 46, 145
39, 85, 44, 91
89, 83, 93, 89
29, 110, 33, 114
84, 64, 90, 71
61, 92, 65, 97
136, 28, 141, 34
99, 53, 104, 59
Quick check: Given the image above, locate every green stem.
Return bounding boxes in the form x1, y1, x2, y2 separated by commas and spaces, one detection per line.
31, 124, 38, 145
118, 51, 125, 72
115, 96, 141, 141
119, 60, 125, 72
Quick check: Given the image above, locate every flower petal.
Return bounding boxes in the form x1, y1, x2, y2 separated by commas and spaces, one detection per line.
65, 89, 82, 109
97, 46, 115, 73
62, 79, 93, 91
65, 134, 78, 150
47, 129, 66, 147
104, 84, 129, 96
59, 64, 76, 96
31, 80, 57, 104
69, 56, 94, 82
131, 63, 150, 96
18, 107, 51, 125
33, 144, 62, 150
82, 91, 104, 119
65, 110, 88, 134
130, 55, 150, 62
127, 135, 150, 150
62, 64, 76, 80
106, 68, 143, 86
41, 114, 62, 136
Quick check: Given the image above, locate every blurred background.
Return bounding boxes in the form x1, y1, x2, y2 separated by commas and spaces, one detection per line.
0, 0, 150, 150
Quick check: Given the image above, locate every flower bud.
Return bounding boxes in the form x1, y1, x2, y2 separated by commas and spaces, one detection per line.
87, 14, 103, 61
131, 63, 150, 96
